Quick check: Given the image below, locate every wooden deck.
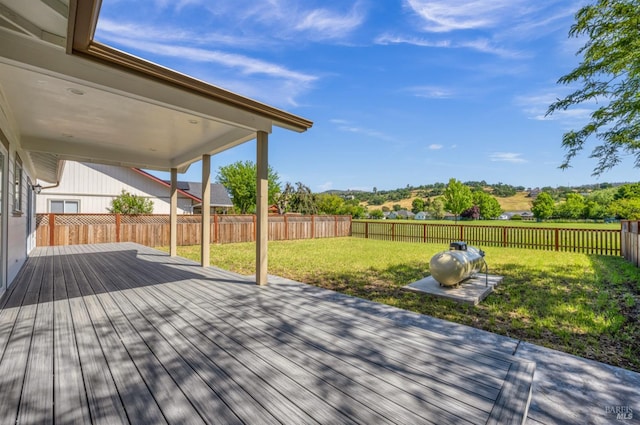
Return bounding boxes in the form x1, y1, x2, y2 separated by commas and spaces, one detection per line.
0, 243, 534, 424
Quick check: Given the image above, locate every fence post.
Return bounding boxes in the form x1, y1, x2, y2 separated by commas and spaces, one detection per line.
334, 215, 338, 237
49, 213, 55, 246
555, 228, 560, 251
392, 223, 395, 241
214, 214, 219, 243
311, 215, 315, 239
115, 214, 121, 242
423, 223, 427, 243
252, 214, 256, 242
503, 227, 507, 247
365, 221, 369, 239
459, 225, 464, 241
284, 214, 289, 240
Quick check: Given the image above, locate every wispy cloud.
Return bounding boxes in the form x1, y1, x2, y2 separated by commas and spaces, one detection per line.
404, 0, 523, 33
429, 144, 443, 150
403, 0, 577, 35
97, 19, 265, 49
489, 152, 527, 163
515, 91, 593, 123
95, 32, 318, 105
317, 181, 333, 191
375, 34, 450, 48
406, 85, 454, 99
331, 119, 396, 142
294, 4, 366, 40
148, 0, 368, 42
389, 1, 582, 59
375, 33, 522, 58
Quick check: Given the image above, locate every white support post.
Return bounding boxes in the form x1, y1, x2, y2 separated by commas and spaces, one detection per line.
170, 168, 178, 256
256, 131, 268, 285
201, 154, 211, 267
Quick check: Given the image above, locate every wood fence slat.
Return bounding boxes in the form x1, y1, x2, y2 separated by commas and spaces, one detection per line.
36, 214, 353, 248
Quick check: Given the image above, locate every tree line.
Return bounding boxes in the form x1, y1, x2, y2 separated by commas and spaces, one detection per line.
532, 183, 640, 220
217, 161, 366, 218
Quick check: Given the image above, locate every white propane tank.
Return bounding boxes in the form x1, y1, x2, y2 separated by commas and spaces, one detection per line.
429, 242, 486, 287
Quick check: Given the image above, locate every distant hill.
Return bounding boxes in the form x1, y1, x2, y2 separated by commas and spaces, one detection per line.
362, 191, 533, 212
320, 181, 636, 213
494, 192, 533, 211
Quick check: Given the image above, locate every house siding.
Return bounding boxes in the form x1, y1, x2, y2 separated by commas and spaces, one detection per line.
36, 162, 193, 214
0, 90, 36, 291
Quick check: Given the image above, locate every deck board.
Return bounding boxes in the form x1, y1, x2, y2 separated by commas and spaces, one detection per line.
0, 243, 534, 425
53, 247, 92, 425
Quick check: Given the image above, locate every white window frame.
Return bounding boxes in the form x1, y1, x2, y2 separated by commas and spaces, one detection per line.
12, 155, 22, 215
49, 199, 80, 214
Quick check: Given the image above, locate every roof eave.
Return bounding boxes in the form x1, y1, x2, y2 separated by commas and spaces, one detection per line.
68, 0, 313, 133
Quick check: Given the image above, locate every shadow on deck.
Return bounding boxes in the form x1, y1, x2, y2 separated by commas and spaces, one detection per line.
0, 243, 534, 424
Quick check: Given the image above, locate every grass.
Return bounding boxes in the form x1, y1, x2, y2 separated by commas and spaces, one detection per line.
169, 238, 640, 372
495, 191, 534, 211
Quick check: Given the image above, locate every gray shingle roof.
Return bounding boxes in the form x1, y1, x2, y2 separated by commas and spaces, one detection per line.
162, 180, 233, 207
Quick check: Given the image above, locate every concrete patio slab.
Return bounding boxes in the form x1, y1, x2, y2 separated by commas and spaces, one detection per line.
514, 342, 639, 425
404, 274, 504, 305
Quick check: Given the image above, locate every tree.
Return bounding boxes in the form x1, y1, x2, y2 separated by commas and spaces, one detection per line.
369, 209, 384, 219
274, 182, 294, 214
608, 198, 640, 219
584, 200, 607, 219
556, 193, 587, 219
614, 183, 640, 200
491, 183, 517, 197
288, 182, 318, 215
460, 205, 480, 220
392, 204, 402, 212
316, 194, 344, 215
547, 0, 640, 175
531, 192, 555, 220
411, 198, 425, 214
442, 178, 473, 221
472, 191, 502, 219
340, 201, 367, 218
369, 195, 385, 205
426, 198, 446, 220
216, 161, 280, 214
108, 190, 153, 214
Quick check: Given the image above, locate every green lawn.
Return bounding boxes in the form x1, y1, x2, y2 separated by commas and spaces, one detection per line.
169, 238, 640, 372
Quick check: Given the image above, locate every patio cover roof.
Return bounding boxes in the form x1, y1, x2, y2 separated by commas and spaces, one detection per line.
0, 0, 312, 183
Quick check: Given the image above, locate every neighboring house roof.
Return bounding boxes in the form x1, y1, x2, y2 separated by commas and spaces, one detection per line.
131, 168, 232, 207
396, 210, 415, 218
182, 182, 233, 207
500, 211, 534, 218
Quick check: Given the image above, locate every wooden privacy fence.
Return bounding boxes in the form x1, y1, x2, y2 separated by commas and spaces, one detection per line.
352, 221, 621, 256
36, 214, 352, 247
621, 220, 640, 266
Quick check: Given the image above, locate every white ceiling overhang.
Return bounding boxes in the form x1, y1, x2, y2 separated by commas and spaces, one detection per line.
0, 0, 312, 181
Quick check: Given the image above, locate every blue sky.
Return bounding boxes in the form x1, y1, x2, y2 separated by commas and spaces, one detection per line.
95, 0, 637, 191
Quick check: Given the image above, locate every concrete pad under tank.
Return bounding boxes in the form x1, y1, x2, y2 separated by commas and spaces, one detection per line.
405, 274, 503, 305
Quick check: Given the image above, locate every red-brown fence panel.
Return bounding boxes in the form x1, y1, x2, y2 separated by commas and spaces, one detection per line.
36, 214, 352, 248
